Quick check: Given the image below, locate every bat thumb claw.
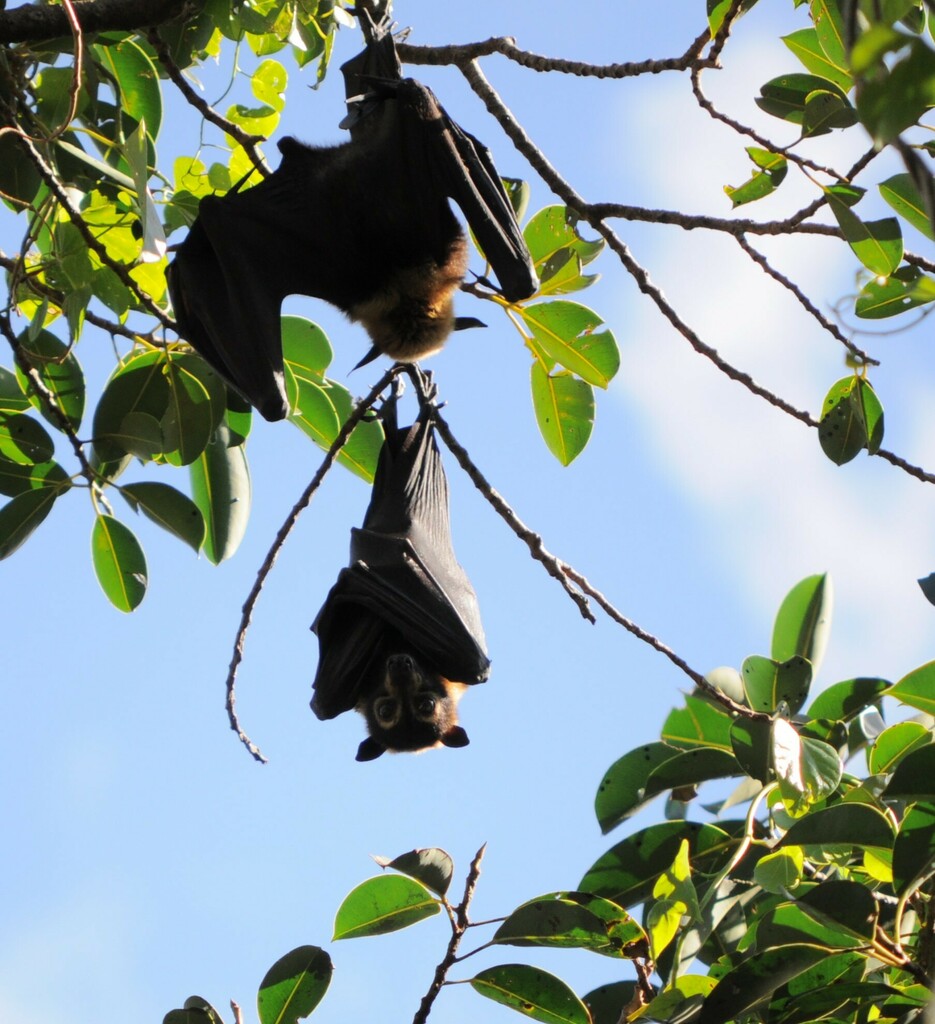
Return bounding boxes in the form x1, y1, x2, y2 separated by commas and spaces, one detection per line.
352, 344, 382, 371
454, 316, 486, 332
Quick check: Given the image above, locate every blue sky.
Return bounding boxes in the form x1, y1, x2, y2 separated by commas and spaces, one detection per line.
4, 2, 935, 1022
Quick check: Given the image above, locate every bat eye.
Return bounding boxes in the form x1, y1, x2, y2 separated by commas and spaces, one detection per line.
415, 696, 436, 717
374, 698, 398, 723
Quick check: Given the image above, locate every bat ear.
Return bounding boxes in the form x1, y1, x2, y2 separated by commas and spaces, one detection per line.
454, 317, 486, 331
356, 736, 386, 761
442, 726, 470, 749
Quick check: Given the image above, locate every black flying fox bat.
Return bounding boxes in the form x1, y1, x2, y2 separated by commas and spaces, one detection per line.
310, 384, 489, 761
166, 19, 538, 422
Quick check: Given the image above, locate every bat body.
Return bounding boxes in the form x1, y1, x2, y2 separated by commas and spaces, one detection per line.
167, 26, 538, 421
311, 386, 489, 760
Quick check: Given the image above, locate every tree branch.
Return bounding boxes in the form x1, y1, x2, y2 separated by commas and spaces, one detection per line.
0, 0, 184, 45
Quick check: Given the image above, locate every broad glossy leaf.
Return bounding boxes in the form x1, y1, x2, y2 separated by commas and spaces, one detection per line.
91, 514, 147, 612
471, 964, 590, 1024
93, 36, 163, 139
252, 58, 287, 113
707, 0, 759, 36
782, 27, 851, 89
181, 996, 224, 1023
332, 875, 439, 939
113, 411, 164, 460
806, 676, 890, 720
730, 717, 773, 784
778, 802, 894, 853
93, 350, 171, 462
880, 173, 935, 240
582, 982, 639, 1024
530, 363, 594, 465
697, 944, 829, 1024
579, 821, 733, 907
0, 456, 69, 498
825, 193, 903, 276
372, 848, 453, 897
741, 654, 812, 713
189, 424, 250, 565
288, 375, 382, 482
754, 900, 867, 950
753, 847, 804, 893
494, 897, 613, 951
772, 573, 832, 673
662, 694, 734, 750
282, 315, 333, 382
855, 265, 935, 319
523, 206, 603, 291
257, 945, 332, 1024
0, 413, 55, 465
818, 375, 884, 465
756, 73, 848, 124
121, 482, 205, 552
15, 329, 85, 431
892, 801, 935, 895
644, 748, 740, 801
856, 38, 935, 144
889, 660, 935, 714
869, 721, 932, 774
163, 1011, 215, 1024
884, 745, 935, 800
521, 301, 618, 388
802, 89, 857, 136
0, 486, 60, 558
0, 365, 30, 414
799, 879, 878, 939
595, 742, 679, 833
810, 0, 848, 67
161, 356, 220, 466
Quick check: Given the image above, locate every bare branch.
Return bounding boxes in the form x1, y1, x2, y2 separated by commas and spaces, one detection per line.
586, 202, 841, 238
224, 367, 399, 764
0, 0, 184, 44
412, 844, 486, 1024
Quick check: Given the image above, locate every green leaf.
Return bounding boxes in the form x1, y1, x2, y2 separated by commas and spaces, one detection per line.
884, 745, 935, 800
753, 847, 804, 893
869, 721, 932, 774
0, 486, 61, 558
856, 38, 935, 144
93, 36, 163, 139
811, 0, 848, 67
470, 965, 591, 1024
855, 265, 935, 319
707, 0, 759, 36
644, 748, 740, 802
282, 316, 333, 382
530, 363, 594, 466
162, 355, 224, 466
287, 375, 382, 483
520, 301, 619, 387
181, 996, 224, 1023
806, 676, 890, 720
372, 848, 453, 897
93, 350, 171, 462
579, 821, 733, 907
698, 944, 830, 1024
798, 879, 879, 939
818, 375, 884, 465
0, 413, 55, 465
333, 875, 439, 939
778, 802, 894, 853
595, 742, 679, 833
0, 365, 30, 414
741, 654, 812, 713
91, 514, 148, 612
782, 27, 852, 90
756, 73, 848, 123
730, 717, 773, 784
772, 720, 843, 810
879, 173, 935, 240
189, 424, 250, 565
251, 59, 287, 113
724, 148, 788, 207
825, 191, 903, 275
121, 482, 205, 553
772, 573, 833, 673
523, 206, 603, 294
582, 983, 640, 1024
15, 329, 85, 431
890, 660, 935, 714
494, 897, 615, 951
256, 945, 332, 1024
662, 694, 734, 750
892, 801, 935, 896
0, 455, 69, 498
802, 89, 858, 136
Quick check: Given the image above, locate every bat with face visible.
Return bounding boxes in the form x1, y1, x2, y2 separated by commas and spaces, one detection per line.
310, 382, 489, 761
166, 17, 538, 422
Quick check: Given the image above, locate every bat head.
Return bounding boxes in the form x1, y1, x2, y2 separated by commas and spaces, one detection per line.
355, 650, 470, 761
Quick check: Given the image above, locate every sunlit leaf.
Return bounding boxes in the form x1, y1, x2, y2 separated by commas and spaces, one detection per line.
189, 423, 250, 565
471, 964, 591, 1024
91, 514, 148, 612
121, 482, 205, 552
372, 848, 453, 897
530, 363, 594, 465
333, 875, 439, 939
257, 945, 332, 1024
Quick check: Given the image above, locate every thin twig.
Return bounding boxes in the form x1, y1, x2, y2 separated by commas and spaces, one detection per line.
735, 234, 877, 365
585, 202, 841, 238
148, 29, 271, 179
412, 844, 486, 1024
224, 367, 399, 763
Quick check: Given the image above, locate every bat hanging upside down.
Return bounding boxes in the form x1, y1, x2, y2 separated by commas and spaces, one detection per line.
167, 24, 538, 421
